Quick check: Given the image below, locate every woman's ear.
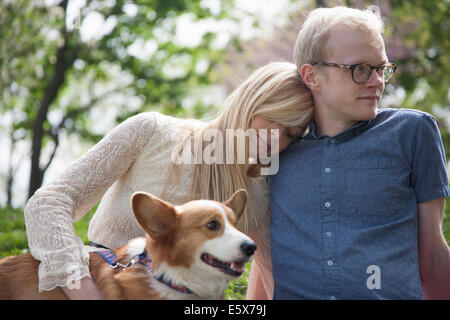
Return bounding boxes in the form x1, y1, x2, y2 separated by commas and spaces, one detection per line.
301, 64, 320, 90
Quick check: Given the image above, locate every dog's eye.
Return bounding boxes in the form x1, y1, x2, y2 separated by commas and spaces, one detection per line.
205, 220, 220, 231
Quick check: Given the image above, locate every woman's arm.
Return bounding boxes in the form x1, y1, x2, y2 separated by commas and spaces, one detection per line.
24, 113, 156, 297
418, 198, 450, 299
247, 262, 269, 300
62, 276, 104, 299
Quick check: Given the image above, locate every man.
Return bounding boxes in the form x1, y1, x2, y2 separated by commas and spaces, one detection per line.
248, 6, 450, 299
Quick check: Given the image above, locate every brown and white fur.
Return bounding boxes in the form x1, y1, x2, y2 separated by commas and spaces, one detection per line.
0, 189, 256, 299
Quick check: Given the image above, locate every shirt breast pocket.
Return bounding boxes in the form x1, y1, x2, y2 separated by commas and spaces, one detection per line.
342, 158, 404, 222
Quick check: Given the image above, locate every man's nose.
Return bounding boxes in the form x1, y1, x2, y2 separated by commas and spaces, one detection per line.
366, 68, 384, 87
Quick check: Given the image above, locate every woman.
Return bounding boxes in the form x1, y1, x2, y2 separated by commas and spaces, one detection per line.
24, 62, 314, 299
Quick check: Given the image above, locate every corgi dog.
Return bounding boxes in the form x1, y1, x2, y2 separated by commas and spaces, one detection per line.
0, 189, 256, 299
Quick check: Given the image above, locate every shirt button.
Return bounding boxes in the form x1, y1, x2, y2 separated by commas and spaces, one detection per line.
326, 232, 332, 237
325, 167, 331, 173
330, 296, 336, 300
327, 260, 333, 266
325, 201, 331, 208
329, 138, 336, 144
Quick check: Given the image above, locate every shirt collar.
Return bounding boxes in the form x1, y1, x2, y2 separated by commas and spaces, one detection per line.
305, 119, 372, 143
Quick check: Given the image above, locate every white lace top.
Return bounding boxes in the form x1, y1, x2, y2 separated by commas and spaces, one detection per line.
24, 112, 274, 297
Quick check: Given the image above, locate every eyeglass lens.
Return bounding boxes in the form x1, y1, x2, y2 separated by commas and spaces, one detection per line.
353, 64, 394, 83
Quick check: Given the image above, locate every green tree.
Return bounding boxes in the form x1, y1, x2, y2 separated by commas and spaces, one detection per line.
384, 0, 450, 157
0, 0, 234, 203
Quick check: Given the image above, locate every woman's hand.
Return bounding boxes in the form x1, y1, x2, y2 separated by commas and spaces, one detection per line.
62, 276, 104, 300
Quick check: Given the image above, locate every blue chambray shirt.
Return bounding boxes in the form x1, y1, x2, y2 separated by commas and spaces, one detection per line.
269, 108, 450, 300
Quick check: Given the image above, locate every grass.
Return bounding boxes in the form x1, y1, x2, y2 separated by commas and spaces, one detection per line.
1, 203, 449, 299
0, 207, 28, 257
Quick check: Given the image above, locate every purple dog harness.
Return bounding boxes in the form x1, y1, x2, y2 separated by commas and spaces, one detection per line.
93, 250, 193, 294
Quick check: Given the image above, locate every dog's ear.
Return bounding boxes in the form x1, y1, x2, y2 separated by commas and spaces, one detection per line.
224, 189, 248, 221
131, 192, 177, 240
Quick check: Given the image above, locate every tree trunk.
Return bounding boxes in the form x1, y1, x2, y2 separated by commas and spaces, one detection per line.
27, 42, 76, 199
6, 174, 13, 208
316, 0, 327, 7
27, 0, 75, 199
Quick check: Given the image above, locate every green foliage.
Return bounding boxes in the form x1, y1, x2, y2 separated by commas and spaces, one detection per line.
0, 0, 236, 203
0, 207, 28, 258
386, 0, 449, 111
73, 204, 98, 245
444, 201, 450, 245
225, 261, 252, 300
0, 0, 233, 119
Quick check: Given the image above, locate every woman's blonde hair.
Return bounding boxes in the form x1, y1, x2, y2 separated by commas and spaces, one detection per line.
294, 6, 384, 69
167, 62, 314, 233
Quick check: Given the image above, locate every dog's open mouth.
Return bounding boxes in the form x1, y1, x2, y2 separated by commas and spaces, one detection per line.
201, 253, 246, 277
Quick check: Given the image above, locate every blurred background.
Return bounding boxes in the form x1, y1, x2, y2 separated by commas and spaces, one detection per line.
0, 0, 449, 296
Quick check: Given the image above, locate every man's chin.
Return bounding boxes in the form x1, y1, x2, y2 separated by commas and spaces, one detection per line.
358, 104, 379, 121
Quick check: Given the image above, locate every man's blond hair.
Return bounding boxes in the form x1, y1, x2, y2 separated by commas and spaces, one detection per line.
293, 6, 384, 70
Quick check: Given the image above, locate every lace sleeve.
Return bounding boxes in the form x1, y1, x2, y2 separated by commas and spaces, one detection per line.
24, 112, 156, 292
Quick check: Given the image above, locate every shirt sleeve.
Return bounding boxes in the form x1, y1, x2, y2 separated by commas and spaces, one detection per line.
411, 112, 450, 203
24, 112, 156, 292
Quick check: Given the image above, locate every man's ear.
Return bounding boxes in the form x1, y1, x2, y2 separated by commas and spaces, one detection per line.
131, 192, 177, 240
224, 189, 248, 222
301, 63, 320, 90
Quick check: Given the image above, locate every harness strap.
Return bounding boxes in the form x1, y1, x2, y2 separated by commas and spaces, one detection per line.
93, 250, 192, 295
94, 250, 118, 267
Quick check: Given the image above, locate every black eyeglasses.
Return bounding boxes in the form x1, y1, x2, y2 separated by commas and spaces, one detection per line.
311, 62, 398, 84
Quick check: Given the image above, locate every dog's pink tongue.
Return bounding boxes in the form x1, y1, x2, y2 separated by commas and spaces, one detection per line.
232, 262, 246, 273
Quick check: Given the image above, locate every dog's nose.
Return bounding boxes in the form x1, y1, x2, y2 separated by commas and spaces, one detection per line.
240, 241, 257, 257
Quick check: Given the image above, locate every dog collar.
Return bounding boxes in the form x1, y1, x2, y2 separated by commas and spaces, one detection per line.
94, 250, 193, 295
